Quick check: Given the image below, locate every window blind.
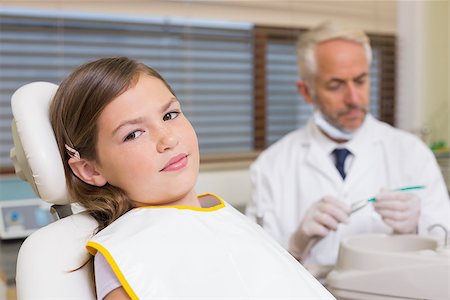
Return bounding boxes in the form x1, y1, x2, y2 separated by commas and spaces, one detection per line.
0, 10, 253, 170
266, 39, 312, 145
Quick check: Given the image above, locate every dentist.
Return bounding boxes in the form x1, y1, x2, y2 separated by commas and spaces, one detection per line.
246, 21, 450, 271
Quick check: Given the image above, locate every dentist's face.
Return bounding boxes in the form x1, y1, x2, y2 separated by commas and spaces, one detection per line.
308, 39, 370, 131
94, 74, 200, 207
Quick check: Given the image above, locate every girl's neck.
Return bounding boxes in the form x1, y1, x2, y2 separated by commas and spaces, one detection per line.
131, 189, 200, 208
171, 189, 201, 207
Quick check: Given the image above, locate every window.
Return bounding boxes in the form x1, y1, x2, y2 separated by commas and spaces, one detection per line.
266, 34, 313, 145
0, 10, 253, 170
0, 10, 396, 172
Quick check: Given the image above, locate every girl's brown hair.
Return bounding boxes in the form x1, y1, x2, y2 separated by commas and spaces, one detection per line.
50, 57, 176, 232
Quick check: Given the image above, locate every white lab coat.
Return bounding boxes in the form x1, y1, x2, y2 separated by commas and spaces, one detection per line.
246, 114, 450, 266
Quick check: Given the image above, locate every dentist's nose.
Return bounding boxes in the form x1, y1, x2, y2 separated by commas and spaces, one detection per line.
156, 128, 178, 153
344, 82, 360, 105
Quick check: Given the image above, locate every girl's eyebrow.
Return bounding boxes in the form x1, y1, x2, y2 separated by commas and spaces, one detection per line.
112, 117, 145, 137
161, 97, 179, 113
111, 97, 180, 136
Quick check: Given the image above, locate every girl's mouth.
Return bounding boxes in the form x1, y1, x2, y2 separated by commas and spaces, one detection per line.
160, 153, 188, 172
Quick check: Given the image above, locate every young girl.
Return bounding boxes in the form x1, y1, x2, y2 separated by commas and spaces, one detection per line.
50, 57, 334, 300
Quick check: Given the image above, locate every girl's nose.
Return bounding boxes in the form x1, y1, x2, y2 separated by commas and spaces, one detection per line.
156, 129, 178, 153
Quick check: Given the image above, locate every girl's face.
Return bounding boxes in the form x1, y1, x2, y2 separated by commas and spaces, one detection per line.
94, 74, 200, 207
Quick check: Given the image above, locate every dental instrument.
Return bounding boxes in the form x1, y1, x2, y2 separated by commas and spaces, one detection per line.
350, 186, 425, 214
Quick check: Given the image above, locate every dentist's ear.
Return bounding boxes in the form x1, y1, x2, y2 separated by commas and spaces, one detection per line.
296, 80, 313, 104
67, 157, 107, 187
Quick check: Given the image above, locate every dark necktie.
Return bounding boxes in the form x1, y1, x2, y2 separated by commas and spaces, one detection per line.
333, 148, 351, 179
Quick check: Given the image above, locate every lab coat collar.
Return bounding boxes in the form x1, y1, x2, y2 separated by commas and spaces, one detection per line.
346, 114, 382, 153
303, 114, 382, 185
304, 120, 344, 184
344, 114, 383, 185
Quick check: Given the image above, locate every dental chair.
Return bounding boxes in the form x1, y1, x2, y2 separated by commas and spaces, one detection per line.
10, 82, 97, 299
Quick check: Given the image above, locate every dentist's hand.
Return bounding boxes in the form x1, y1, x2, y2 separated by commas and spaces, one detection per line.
300, 196, 350, 238
373, 189, 420, 234
289, 196, 350, 261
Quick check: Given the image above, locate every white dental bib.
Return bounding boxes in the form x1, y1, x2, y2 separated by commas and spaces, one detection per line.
87, 194, 333, 299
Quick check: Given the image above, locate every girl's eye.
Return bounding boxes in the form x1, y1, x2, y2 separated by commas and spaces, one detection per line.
124, 130, 143, 142
163, 111, 180, 121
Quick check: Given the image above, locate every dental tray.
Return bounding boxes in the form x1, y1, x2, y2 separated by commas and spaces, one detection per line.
326, 234, 449, 300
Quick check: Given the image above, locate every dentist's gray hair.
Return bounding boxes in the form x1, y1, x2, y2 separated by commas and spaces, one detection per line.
297, 21, 372, 83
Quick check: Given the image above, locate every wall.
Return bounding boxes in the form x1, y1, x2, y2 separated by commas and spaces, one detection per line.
397, 0, 449, 146
196, 168, 251, 210
0, 1, 396, 33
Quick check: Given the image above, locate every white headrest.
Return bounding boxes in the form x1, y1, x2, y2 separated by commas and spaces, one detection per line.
10, 82, 71, 205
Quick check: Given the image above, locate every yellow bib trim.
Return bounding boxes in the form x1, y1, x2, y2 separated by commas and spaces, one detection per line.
86, 241, 138, 300
133, 193, 225, 212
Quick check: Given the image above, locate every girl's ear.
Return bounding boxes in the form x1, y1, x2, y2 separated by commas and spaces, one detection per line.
296, 80, 313, 104
67, 157, 107, 187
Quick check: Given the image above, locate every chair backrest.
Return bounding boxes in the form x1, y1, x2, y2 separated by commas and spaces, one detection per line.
10, 82, 97, 299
